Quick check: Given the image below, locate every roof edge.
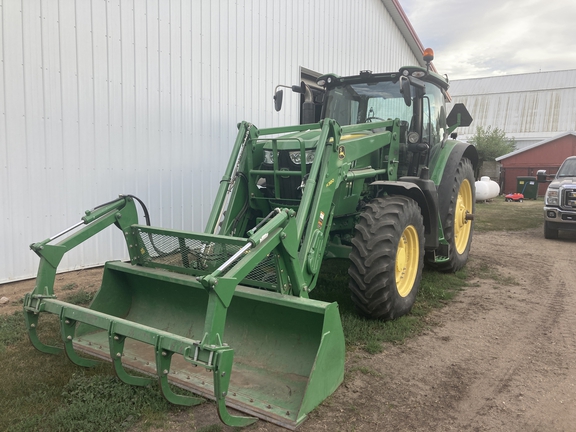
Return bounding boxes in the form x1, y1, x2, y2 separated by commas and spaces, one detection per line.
381, 0, 435, 71
496, 131, 576, 161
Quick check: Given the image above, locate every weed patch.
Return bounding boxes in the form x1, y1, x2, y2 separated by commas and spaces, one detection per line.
63, 289, 95, 306
61, 283, 78, 291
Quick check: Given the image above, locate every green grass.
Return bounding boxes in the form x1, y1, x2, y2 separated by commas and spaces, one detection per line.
62, 289, 95, 306
0, 320, 178, 432
312, 260, 467, 354
61, 283, 78, 291
0, 312, 27, 352
474, 197, 543, 232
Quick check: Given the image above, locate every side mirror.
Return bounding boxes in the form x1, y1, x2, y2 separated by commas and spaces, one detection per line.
400, 76, 411, 107
274, 89, 284, 112
273, 84, 307, 112
537, 170, 547, 183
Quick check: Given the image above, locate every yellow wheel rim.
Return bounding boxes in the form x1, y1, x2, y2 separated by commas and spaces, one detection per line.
395, 225, 419, 297
454, 179, 473, 254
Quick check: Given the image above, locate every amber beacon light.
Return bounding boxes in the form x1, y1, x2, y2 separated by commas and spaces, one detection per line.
423, 48, 434, 63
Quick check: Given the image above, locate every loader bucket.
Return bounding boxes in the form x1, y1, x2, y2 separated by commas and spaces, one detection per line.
64, 260, 344, 429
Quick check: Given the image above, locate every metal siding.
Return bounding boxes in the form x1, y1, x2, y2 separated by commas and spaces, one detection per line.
2, 0, 420, 282
448, 70, 576, 143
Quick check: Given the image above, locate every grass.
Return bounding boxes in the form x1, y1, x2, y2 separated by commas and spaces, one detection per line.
62, 289, 95, 306
61, 283, 78, 291
0, 308, 177, 432
312, 260, 467, 354
474, 197, 543, 232
0, 195, 543, 430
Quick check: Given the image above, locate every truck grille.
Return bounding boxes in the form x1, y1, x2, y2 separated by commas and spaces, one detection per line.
561, 187, 576, 209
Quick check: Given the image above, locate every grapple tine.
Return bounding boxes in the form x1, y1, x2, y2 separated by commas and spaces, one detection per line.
60, 312, 99, 368
109, 331, 153, 387
214, 348, 257, 427
24, 307, 62, 355
155, 337, 204, 406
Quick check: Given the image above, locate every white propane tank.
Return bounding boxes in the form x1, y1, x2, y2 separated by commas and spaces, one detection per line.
475, 176, 500, 200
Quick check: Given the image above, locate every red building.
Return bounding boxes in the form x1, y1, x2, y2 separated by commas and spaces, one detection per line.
496, 132, 576, 196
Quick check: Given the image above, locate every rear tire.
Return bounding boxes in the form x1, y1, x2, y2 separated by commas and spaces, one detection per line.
348, 196, 424, 320
433, 158, 475, 272
544, 221, 558, 239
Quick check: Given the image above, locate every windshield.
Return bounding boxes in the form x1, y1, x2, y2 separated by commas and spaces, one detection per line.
323, 81, 412, 126
323, 79, 447, 146
557, 158, 576, 177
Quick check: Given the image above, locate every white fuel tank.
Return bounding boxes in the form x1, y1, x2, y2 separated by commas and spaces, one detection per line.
475, 176, 500, 200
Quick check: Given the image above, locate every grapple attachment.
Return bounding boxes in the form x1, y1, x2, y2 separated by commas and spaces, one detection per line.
25, 197, 344, 429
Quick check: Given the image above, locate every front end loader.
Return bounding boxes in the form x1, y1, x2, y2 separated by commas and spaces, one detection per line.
25, 49, 476, 429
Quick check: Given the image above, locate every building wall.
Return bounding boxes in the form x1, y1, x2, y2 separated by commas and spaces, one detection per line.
499, 134, 576, 195
0, 0, 420, 282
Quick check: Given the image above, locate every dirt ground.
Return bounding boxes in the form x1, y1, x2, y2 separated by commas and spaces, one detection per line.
2, 226, 576, 431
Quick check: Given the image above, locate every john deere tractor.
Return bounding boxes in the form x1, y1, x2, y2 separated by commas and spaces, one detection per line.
25, 49, 475, 429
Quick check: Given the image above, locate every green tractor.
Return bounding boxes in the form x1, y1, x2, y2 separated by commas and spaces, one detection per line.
25, 49, 475, 429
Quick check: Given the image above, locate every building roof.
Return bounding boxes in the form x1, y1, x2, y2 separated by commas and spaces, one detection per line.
449, 69, 576, 96
447, 69, 576, 144
496, 131, 576, 161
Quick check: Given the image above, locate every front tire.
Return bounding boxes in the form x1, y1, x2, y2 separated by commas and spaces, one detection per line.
348, 196, 425, 320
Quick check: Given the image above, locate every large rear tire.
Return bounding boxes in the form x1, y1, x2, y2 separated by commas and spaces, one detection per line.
433, 158, 475, 272
348, 196, 425, 320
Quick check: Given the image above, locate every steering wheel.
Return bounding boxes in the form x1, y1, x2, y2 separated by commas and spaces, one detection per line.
366, 116, 386, 122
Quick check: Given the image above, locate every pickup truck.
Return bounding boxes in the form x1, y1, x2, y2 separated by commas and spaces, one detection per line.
538, 156, 576, 239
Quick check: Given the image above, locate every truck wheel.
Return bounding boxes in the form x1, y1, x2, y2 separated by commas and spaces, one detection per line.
544, 221, 558, 239
348, 196, 424, 320
434, 158, 475, 272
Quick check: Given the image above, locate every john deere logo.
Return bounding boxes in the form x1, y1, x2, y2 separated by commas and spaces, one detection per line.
338, 145, 346, 160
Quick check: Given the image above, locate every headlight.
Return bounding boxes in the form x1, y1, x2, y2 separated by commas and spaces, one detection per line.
546, 188, 559, 206
289, 150, 315, 165
408, 131, 420, 144
263, 150, 274, 164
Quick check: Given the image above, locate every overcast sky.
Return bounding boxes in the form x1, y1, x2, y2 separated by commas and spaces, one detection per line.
400, 0, 576, 80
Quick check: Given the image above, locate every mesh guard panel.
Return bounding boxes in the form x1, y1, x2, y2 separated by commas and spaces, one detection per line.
133, 227, 278, 290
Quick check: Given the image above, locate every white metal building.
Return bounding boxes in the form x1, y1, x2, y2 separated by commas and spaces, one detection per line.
1, 0, 427, 282
447, 69, 576, 149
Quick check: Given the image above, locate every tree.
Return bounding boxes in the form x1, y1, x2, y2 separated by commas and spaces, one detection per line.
468, 126, 516, 179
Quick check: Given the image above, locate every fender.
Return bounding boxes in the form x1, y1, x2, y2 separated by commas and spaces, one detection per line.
430, 140, 478, 221
370, 179, 439, 250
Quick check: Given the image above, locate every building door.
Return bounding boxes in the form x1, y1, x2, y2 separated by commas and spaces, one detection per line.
299, 67, 324, 124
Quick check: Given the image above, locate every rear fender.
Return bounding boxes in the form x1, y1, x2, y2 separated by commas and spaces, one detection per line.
370, 179, 439, 250
430, 141, 478, 222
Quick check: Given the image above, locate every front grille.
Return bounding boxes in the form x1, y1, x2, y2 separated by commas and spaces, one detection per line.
561, 187, 576, 209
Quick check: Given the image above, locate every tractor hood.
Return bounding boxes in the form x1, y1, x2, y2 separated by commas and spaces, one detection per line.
261, 129, 322, 151
261, 128, 375, 151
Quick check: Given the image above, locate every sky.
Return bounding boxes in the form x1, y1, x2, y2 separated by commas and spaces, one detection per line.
399, 0, 576, 80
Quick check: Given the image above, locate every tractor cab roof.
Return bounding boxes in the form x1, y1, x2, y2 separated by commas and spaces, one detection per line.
317, 66, 450, 92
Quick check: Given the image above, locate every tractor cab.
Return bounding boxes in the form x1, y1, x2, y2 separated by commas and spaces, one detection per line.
274, 49, 472, 178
